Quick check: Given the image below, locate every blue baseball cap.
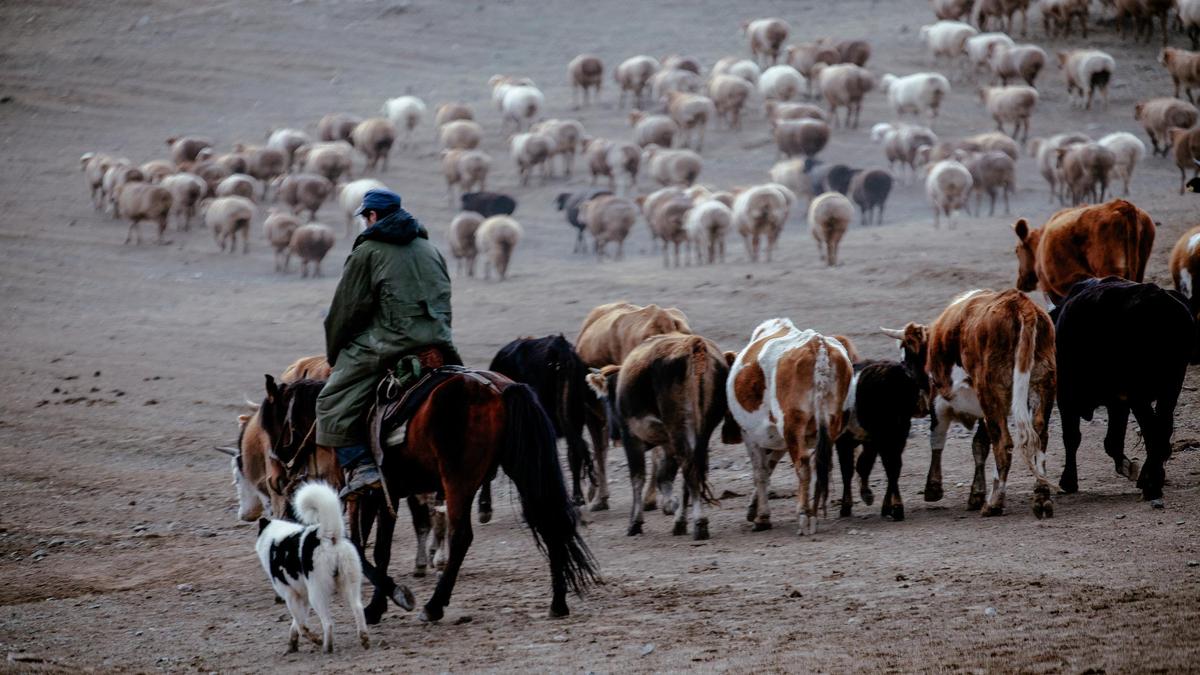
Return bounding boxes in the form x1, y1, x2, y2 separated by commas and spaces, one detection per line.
355, 188, 402, 216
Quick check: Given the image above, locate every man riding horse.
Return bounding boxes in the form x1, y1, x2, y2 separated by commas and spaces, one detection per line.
316, 188, 462, 497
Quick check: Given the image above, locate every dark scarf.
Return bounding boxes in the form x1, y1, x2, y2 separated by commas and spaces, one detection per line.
353, 207, 428, 250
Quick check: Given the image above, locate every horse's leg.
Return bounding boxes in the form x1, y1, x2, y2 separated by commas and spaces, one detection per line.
477, 477, 493, 524
968, 422, 991, 511
566, 432, 587, 506
624, 435, 648, 536
420, 489, 475, 623
408, 494, 431, 577
585, 406, 609, 511
836, 434, 860, 517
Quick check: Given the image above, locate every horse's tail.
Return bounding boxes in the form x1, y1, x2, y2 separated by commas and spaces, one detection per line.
500, 384, 600, 594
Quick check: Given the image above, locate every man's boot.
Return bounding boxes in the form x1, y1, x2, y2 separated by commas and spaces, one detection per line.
336, 444, 382, 498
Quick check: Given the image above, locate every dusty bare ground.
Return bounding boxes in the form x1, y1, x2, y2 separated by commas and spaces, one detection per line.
2, 0, 1200, 672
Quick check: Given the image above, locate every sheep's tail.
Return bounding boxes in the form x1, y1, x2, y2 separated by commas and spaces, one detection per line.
293, 482, 345, 543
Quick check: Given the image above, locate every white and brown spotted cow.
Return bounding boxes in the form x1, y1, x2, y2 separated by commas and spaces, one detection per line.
586, 333, 730, 540
726, 318, 855, 535
576, 301, 692, 511
884, 288, 1057, 518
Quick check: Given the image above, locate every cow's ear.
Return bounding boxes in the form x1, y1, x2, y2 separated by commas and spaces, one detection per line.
723, 350, 737, 366
1013, 218, 1029, 241
264, 374, 278, 403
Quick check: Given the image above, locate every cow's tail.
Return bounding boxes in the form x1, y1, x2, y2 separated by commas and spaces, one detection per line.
684, 336, 717, 504
811, 340, 836, 511
1010, 313, 1041, 480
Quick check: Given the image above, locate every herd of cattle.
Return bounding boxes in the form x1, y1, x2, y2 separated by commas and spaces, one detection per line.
75, 1, 1200, 282
230, 196, 1200, 543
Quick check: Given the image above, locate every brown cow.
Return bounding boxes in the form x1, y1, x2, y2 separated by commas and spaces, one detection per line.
887, 288, 1057, 518
1170, 224, 1200, 318
585, 333, 730, 540
1012, 199, 1156, 305
576, 302, 692, 511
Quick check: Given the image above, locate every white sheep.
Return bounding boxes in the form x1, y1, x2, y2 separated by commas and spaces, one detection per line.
439, 119, 484, 151
880, 72, 952, 120
813, 63, 874, 128
708, 74, 755, 129
380, 96, 426, 148
499, 85, 545, 135
266, 128, 311, 171
263, 209, 301, 272
808, 192, 854, 266
758, 64, 806, 106
919, 21, 978, 62
629, 111, 679, 148
441, 149, 491, 205
711, 56, 761, 84
665, 92, 716, 151
160, 172, 207, 230
531, 118, 585, 176
204, 195, 257, 253
289, 223, 336, 278
510, 132, 557, 185
580, 195, 638, 260
215, 174, 262, 202
337, 178, 387, 235
1058, 49, 1114, 110
614, 56, 661, 109
965, 32, 1014, 72
743, 18, 791, 65
1097, 131, 1145, 196
475, 216, 523, 281
643, 145, 702, 187
732, 183, 793, 262
925, 159, 973, 228
568, 54, 605, 107
448, 211, 485, 277
684, 196, 732, 264
979, 85, 1038, 141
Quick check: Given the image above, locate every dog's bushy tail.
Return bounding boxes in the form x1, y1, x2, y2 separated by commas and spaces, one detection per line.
293, 482, 345, 542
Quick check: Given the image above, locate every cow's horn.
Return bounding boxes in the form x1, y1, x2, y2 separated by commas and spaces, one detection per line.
213, 445, 238, 456
880, 327, 905, 340
1193, 158, 1200, 167
588, 367, 600, 374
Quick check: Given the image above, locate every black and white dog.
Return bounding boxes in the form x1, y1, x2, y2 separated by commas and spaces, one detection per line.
256, 482, 369, 654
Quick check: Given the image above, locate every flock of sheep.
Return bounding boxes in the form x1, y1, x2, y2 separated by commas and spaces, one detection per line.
78, 0, 1200, 280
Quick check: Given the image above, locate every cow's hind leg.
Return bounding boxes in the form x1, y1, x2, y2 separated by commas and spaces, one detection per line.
673, 480, 690, 536
925, 406, 949, 501
655, 449, 679, 516
624, 436, 648, 535
1103, 404, 1140, 482
968, 423, 990, 510
854, 438, 878, 508
982, 421, 1010, 517
1059, 409, 1082, 494
877, 437, 905, 521
837, 435, 860, 517
1133, 399, 1174, 508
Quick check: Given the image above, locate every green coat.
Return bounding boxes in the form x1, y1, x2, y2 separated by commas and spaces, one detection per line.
315, 210, 454, 448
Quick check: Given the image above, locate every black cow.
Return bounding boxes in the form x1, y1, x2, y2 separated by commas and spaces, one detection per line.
1053, 277, 1197, 508
489, 335, 597, 506
835, 358, 928, 521
462, 191, 517, 218
555, 188, 613, 253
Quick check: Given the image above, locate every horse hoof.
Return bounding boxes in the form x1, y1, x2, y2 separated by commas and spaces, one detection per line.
364, 606, 384, 625
861, 489, 874, 506
981, 505, 1004, 517
643, 499, 657, 512
548, 600, 570, 618
626, 522, 643, 536
360, 633, 370, 650
413, 566, 427, 578
1149, 498, 1165, 509
419, 605, 443, 623
478, 510, 493, 524
693, 521, 710, 541
589, 499, 609, 512
752, 520, 772, 532
967, 494, 985, 511
1058, 478, 1079, 494
839, 505, 852, 518
392, 585, 416, 611
672, 521, 687, 536
923, 484, 944, 502
888, 505, 905, 522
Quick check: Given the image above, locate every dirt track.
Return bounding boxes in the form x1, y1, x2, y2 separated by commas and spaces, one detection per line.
2, 0, 1200, 672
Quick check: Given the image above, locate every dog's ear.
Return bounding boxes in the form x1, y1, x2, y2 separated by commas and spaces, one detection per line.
258, 518, 271, 536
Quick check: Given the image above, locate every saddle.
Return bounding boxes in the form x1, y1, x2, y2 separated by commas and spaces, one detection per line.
367, 347, 504, 466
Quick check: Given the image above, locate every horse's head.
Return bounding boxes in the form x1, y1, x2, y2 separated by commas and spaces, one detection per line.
258, 374, 324, 482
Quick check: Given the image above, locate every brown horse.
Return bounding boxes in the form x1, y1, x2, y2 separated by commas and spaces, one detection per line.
258, 370, 599, 623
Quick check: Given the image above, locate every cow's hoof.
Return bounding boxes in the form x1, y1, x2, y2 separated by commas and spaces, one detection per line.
672, 520, 687, 536
548, 599, 570, 618
626, 522, 643, 536
1149, 498, 1165, 509
967, 493, 985, 511
588, 498, 609, 512
1124, 458, 1142, 482
419, 604, 443, 623
693, 520, 710, 541
413, 565, 427, 578
752, 520, 772, 532
1032, 499, 1053, 520
839, 504, 852, 518
860, 488, 875, 506
360, 632, 370, 649
746, 501, 758, 522
478, 510, 493, 524
643, 499, 657, 512
923, 483, 944, 502
981, 505, 1004, 517
661, 499, 677, 516
392, 585, 415, 611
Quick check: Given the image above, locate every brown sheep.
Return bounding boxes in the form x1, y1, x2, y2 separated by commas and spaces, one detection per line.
1114, 0, 1172, 46
434, 103, 474, 130
215, 174, 261, 202
642, 145, 702, 187
232, 143, 286, 193
962, 151, 1016, 215
964, 131, 1020, 160
774, 119, 831, 160
272, 173, 333, 221
629, 111, 678, 148
350, 118, 397, 172
1169, 224, 1200, 310
989, 44, 1046, 87
930, 0, 973, 20
979, 85, 1038, 141
103, 163, 146, 217
708, 74, 755, 130
317, 112, 362, 143
808, 192, 853, 266
1134, 97, 1200, 155
510, 132, 557, 186
765, 101, 827, 125
1159, 48, 1200, 103
289, 224, 337, 278
974, 0, 1031, 35
263, 209, 301, 272
836, 39, 871, 66
580, 195, 638, 260
1056, 142, 1116, 204
614, 55, 660, 109
160, 172, 206, 230
786, 41, 840, 97
166, 136, 212, 168
1041, 0, 1089, 38
297, 141, 354, 184
1169, 126, 1200, 194
812, 63, 874, 129
531, 119, 585, 177
441, 149, 491, 206
438, 119, 484, 151
140, 159, 174, 184
116, 182, 173, 245
569, 54, 604, 108
743, 18, 791, 65
448, 210, 484, 277
665, 92, 716, 151
642, 189, 693, 267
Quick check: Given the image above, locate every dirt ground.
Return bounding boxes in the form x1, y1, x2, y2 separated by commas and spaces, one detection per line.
2, 0, 1200, 672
